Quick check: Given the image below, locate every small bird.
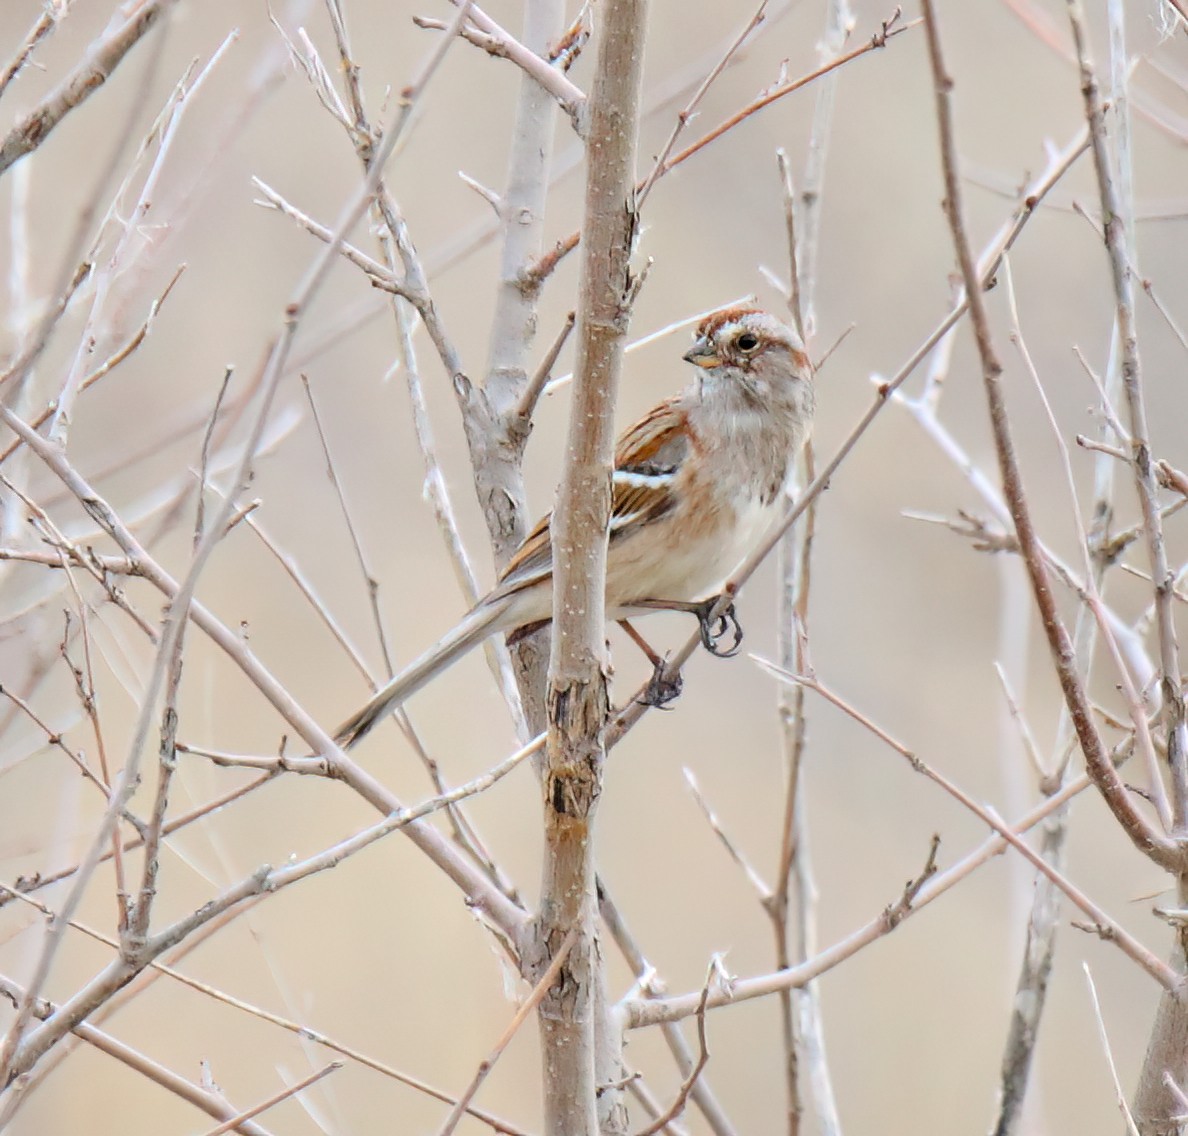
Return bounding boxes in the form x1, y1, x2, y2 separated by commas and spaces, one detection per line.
334, 307, 814, 748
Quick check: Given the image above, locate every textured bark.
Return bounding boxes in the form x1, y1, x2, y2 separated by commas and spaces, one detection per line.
532, 0, 647, 1132
483, 0, 569, 735
1133, 875, 1188, 1135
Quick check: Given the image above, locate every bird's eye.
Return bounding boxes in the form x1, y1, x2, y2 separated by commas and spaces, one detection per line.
736, 332, 760, 352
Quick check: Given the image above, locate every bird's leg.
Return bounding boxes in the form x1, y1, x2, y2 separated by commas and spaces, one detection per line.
692, 593, 743, 657
618, 619, 683, 708
630, 590, 743, 659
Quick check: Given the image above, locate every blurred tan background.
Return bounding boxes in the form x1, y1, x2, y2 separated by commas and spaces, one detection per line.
1, 0, 1186, 1132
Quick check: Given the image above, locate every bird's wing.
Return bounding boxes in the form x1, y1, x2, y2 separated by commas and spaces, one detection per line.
608, 397, 689, 535
494, 398, 691, 598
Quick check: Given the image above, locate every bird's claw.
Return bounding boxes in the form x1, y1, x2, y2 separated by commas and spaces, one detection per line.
638, 660, 683, 708
696, 599, 743, 658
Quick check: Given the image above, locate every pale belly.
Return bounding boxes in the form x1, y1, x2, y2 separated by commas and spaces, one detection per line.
604, 490, 782, 616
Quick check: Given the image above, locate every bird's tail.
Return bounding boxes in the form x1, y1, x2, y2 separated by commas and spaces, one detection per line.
334, 597, 513, 749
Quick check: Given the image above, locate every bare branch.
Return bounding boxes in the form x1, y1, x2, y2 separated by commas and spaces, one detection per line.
598, 888, 739, 1136
532, 2, 647, 1132
635, 0, 769, 209
0, 0, 179, 178
514, 310, 576, 424
683, 768, 771, 902
4, 729, 540, 1081
0, 4, 75, 102
1068, 0, 1188, 828
436, 928, 578, 1136
634, 970, 712, 1136
195, 1063, 342, 1136
0, 972, 276, 1136
919, 0, 1181, 871
521, 10, 915, 289
620, 768, 1103, 1031
416, 3, 586, 132
1083, 965, 1143, 1136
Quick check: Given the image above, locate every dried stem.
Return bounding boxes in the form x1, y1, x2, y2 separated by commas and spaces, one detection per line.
1068, 1, 1187, 828
521, 9, 914, 289
0, 973, 274, 1136
919, 0, 1180, 874
621, 765, 1101, 1031
1063, 2, 1188, 1130
0, 0, 178, 177
436, 928, 578, 1136
598, 888, 738, 1136
195, 1063, 342, 1136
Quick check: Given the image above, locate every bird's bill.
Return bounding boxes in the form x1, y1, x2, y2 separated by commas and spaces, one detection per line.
683, 342, 721, 368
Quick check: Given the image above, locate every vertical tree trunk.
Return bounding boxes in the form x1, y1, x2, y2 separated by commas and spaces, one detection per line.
484, 0, 568, 735
531, 2, 648, 1133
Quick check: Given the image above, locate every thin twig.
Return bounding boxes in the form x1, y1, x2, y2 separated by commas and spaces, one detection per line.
252, 178, 407, 294
635, 0, 769, 209
2, 773, 276, 904
919, 0, 1180, 871
6, 728, 540, 1082
1083, 964, 1142, 1136
3, 874, 528, 1133
0, 265, 185, 467
0, 684, 109, 797
1068, 0, 1188, 829
683, 770, 771, 901
770, 4, 851, 1127
514, 311, 576, 423
0, 4, 75, 101
419, 1, 586, 132
47, 33, 234, 448
620, 765, 1102, 1030
597, 887, 739, 1136
301, 376, 396, 676
436, 928, 579, 1136
1141, 278, 1188, 354
195, 1063, 343, 1136
634, 970, 713, 1136
1002, 254, 1170, 824
0, 973, 275, 1136
521, 9, 915, 289
756, 655, 1177, 990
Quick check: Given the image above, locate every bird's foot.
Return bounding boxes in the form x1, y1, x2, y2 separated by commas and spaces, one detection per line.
694, 596, 743, 658
637, 659, 684, 708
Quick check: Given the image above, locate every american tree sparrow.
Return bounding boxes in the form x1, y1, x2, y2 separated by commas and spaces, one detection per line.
335, 307, 814, 748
